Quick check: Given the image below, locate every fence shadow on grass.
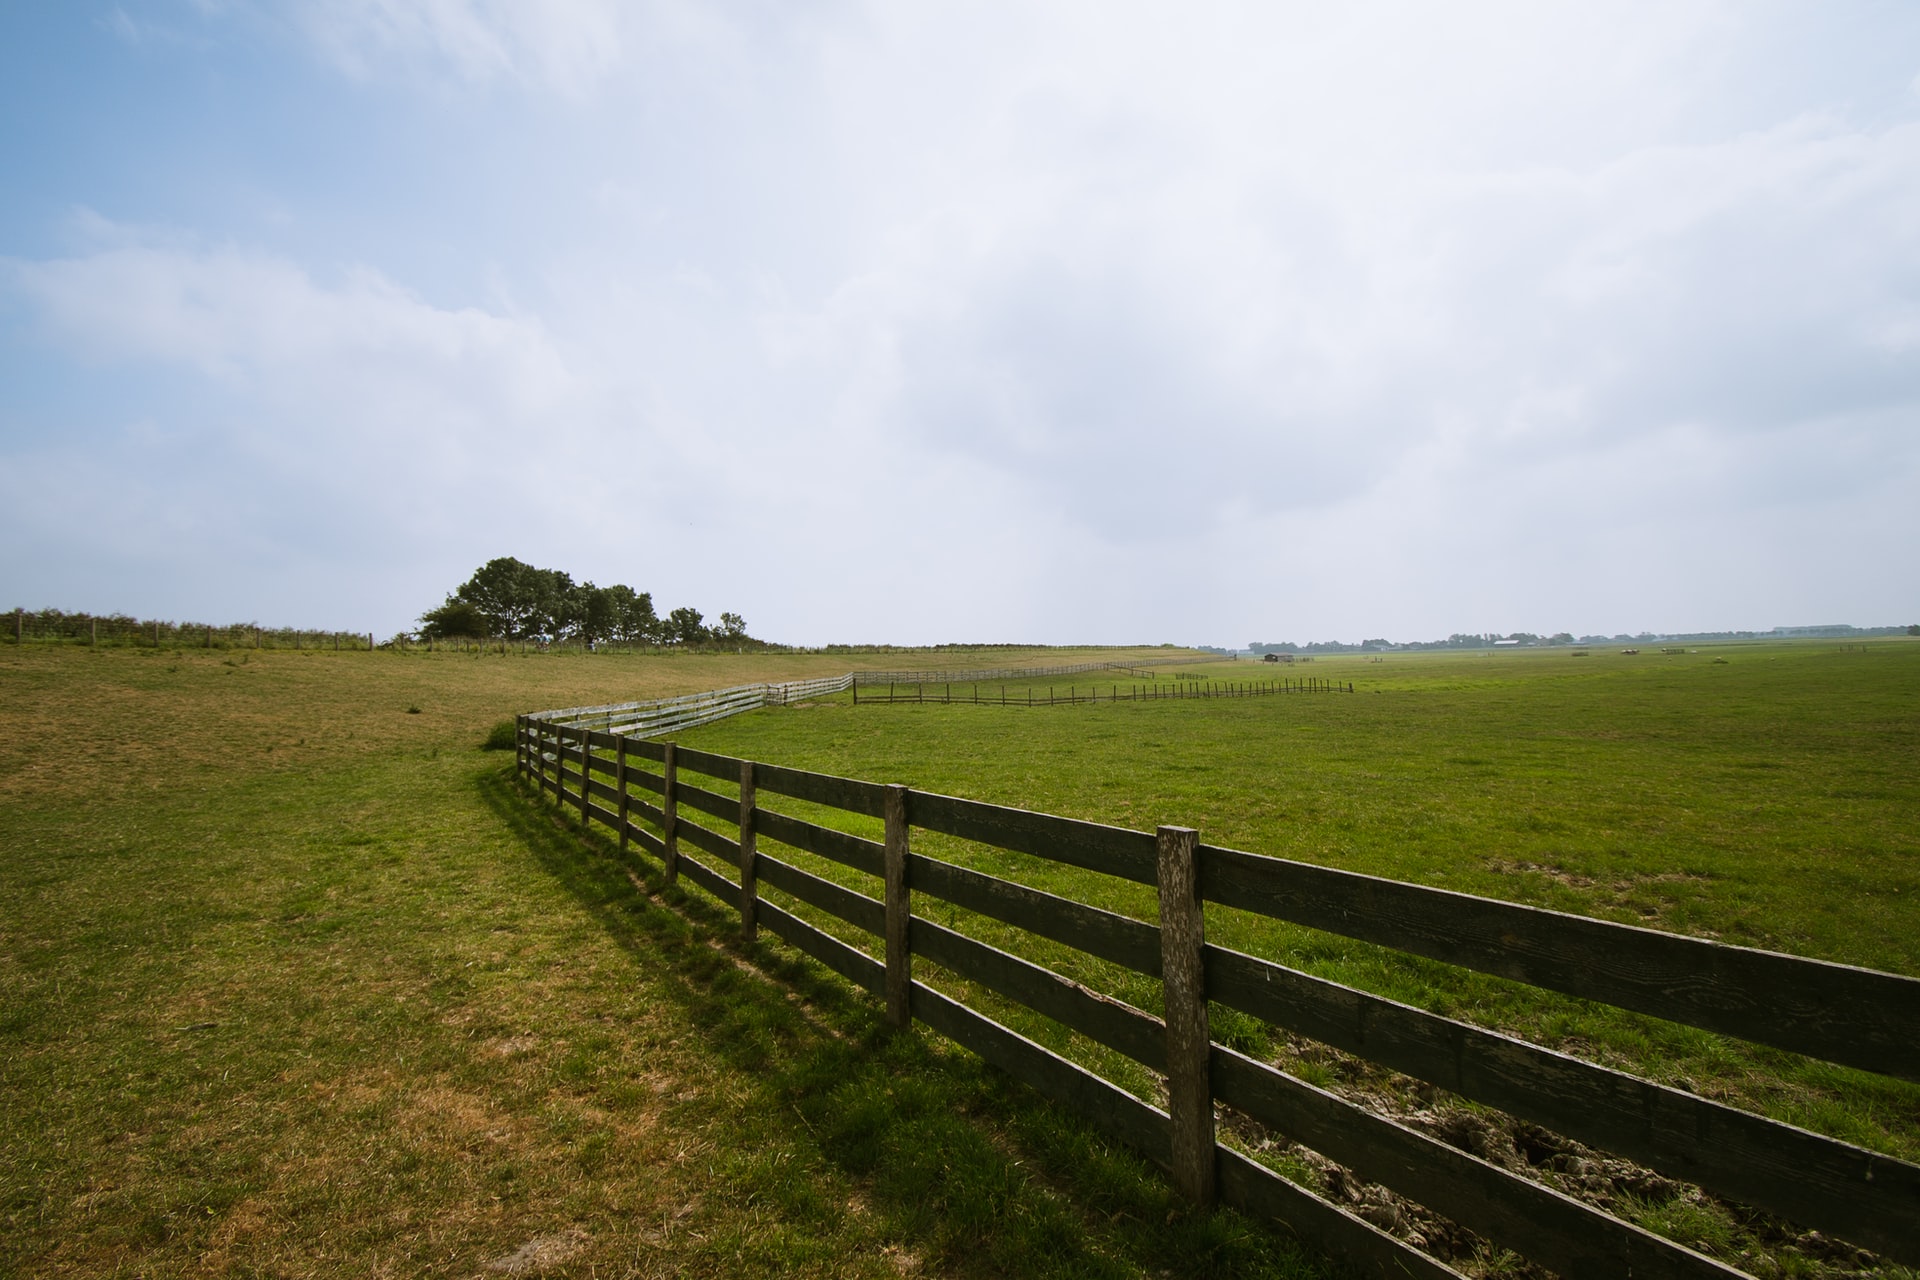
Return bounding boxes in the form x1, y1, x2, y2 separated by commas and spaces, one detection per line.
476, 765, 1332, 1280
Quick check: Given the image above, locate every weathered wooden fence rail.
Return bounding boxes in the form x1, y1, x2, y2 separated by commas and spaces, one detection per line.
516, 718, 1919, 1279
853, 678, 1352, 705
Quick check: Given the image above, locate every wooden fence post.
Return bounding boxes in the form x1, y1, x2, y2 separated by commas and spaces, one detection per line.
663, 742, 680, 884
884, 784, 911, 1028
616, 736, 630, 853
516, 715, 527, 779
579, 729, 592, 825
739, 761, 758, 943
1157, 824, 1215, 1207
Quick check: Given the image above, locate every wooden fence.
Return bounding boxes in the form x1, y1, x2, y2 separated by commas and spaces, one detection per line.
529, 659, 1249, 738
850, 655, 1233, 686
853, 678, 1351, 705
516, 718, 1919, 1279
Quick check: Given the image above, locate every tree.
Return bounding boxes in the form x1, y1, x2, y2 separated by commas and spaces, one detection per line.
602, 585, 657, 645
452, 557, 555, 639
717, 611, 747, 641
567, 581, 618, 644
418, 599, 491, 639
666, 606, 706, 645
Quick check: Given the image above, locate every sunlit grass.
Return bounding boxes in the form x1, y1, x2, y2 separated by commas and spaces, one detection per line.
2, 642, 1326, 1279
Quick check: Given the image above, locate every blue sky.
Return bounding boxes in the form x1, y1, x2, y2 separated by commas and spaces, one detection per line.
3, 2, 1917, 646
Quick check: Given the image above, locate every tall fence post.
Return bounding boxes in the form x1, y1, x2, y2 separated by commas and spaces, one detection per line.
663, 742, 680, 884
578, 729, 591, 825
739, 761, 758, 943
1157, 824, 1215, 1207
884, 784, 911, 1028
516, 715, 527, 779
616, 736, 630, 853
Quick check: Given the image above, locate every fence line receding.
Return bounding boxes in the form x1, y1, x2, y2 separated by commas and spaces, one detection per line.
530, 656, 1238, 738
515, 716, 1920, 1280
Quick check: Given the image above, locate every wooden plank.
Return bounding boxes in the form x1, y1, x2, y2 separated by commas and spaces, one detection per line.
1199, 844, 1920, 1082
586, 728, 623, 751
624, 737, 666, 763
756, 808, 885, 877
908, 982, 1171, 1164
910, 792, 1157, 885
751, 760, 889, 818
676, 780, 739, 825
906, 855, 1161, 974
1204, 945, 1920, 1263
909, 917, 1165, 1068
756, 854, 885, 935
1157, 826, 1214, 1207
677, 817, 740, 867
673, 744, 744, 783
586, 776, 623, 808
626, 766, 665, 796
674, 850, 736, 904
885, 784, 910, 1028
757, 900, 885, 997
1209, 1047, 1747, 1280
1215, 1147, 1469, 1280
585, 800, 620, 831
628, 797, 665, 828
627, 822, 665, 859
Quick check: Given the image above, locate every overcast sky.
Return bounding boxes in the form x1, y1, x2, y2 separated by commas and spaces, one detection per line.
3, 3, 1917, 646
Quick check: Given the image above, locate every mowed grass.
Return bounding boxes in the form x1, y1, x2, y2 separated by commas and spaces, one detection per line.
1, 643, 1320, 1280
681, 644, 1920, 1177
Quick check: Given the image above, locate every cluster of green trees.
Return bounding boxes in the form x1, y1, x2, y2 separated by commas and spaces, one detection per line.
417, 557, 752, 646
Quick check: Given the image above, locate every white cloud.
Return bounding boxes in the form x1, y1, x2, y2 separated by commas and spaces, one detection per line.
288, 0, 625, 94
5, 4, 1919, 641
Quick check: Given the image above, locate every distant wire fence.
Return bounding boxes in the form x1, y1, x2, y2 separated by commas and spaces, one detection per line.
6, 608, 382, 651
851, 656, 1227, 685
854, 677, 1351, 706
530, 657, 1248, 737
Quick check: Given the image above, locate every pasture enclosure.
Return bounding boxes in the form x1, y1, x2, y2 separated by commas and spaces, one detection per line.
850, 676, 1352, 705
532, 653, 1238, 737
517, 708, 1920, 1280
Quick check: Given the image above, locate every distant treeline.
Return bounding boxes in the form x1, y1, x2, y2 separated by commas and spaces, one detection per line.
1250, 625, 1919, 654
419, 556, 762, 649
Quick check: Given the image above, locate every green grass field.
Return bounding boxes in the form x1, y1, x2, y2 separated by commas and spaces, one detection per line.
1, 643, 1310, 1280
673, 641, 1920, 1273
4, 639, 1916, 1278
